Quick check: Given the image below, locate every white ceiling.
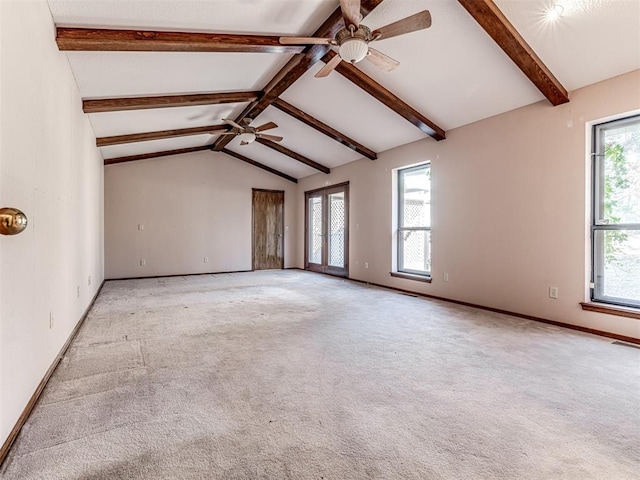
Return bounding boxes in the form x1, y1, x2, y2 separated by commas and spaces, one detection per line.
494, 0, 640, 91
47, 0, 640, 179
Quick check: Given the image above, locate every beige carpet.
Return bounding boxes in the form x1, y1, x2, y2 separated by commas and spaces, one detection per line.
2, 270, 638, 479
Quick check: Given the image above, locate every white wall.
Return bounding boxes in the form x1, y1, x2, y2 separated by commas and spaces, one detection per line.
104, 151, 298, 279
0, 0, 104, 446
297, 70, 640, 340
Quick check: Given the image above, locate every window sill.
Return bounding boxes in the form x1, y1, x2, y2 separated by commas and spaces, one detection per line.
580, 302, 640, 320
390, 272, 432, 283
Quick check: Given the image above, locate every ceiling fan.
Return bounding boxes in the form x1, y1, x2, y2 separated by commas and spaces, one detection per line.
279, 0, 432, 78
210, 119, 283, 145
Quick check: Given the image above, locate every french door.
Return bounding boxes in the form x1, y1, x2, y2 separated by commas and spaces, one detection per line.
305, 182, 349, 277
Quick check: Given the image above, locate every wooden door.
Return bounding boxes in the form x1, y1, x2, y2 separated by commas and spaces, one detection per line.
252, 189, 284, 270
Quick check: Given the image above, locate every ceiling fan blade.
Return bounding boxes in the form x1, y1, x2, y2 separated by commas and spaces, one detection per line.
365, 48, 400, 72
340, 0, 362, 29
279, 36, 333, 45
257, 134, 283, 142
371, 10, 432, 41
222, 118, 245, 130
315, 53, 342, 78
255, 121, 278, 132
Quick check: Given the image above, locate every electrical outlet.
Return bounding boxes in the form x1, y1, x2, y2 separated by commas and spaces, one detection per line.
88, 275, 91, 286
49, 312, 54, 329
204, 256, 209, 263
364, 262, 369, 269
443, 273, 449, 282
77, 286, 80, 298
138, 224, 144, 231
140, 259, 146, 266
549, 286, 559, 299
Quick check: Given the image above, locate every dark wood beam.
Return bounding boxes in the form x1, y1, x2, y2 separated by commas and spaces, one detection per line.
212, 0, 386, 151
104, 145, 211, 165
56, 27, 304, 54
272, 98, 377, 160
457, 0, 569, 106
83, 91, 261, 113
255, 138, 330, 174
103, 143, 298, 183
221, 149, 298, 183
96, 124, 229, 147
322, 51, 446, 141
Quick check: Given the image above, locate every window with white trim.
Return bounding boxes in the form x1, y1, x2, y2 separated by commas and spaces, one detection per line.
591, 115, 640, 308
397, 163, 431, 277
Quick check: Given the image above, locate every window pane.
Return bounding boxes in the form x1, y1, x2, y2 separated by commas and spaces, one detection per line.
399, 229, 431, 274
401, 167, 431, 228
598, 118, 640, 224
594, 229, 640, 306
328, 192, 345, 268
308, 196, 323, 264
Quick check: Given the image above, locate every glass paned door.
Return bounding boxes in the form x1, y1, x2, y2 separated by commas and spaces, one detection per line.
305, 183, 349, 277
308, 193, 323, 267
328, 191, 346, 268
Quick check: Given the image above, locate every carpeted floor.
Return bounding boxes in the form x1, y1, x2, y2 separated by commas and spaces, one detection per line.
2, 270, 639, 479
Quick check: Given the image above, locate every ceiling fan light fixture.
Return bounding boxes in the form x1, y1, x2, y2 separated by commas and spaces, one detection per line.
239, 131, 256, 144
339, 38, 369, 64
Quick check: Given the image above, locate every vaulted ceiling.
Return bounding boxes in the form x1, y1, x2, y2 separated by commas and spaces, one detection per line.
47, 0, 640, 182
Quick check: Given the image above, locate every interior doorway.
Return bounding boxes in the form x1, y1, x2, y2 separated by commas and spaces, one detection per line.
305, 182, 349, 277
252, 189, 284, 270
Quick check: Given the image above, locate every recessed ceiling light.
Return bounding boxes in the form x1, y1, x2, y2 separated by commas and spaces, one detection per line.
546, 3, 564, 22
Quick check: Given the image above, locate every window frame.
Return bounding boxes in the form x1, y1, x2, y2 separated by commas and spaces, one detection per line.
397, 163, 431, 278
590, 114, 640, 309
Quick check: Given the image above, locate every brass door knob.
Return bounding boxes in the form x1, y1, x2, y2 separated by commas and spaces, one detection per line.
0, 208, 28, 235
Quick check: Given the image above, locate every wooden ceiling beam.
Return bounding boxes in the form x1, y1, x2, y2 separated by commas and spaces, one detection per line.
212, 0, 386, 152
255, 138, 330, 174
272, 98, 378, 160
96, 124, 230, 147
457, 0, 569, 106
323, 51, 446, 140
56, 27, 304, 54
83, 91, 261, 113
104, 145, 298, 184
221, 149, 298, 183
104, 145, 211, 165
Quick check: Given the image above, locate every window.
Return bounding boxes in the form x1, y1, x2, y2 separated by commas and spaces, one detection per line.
397, 163, 431, 277
591, 115, 640, 308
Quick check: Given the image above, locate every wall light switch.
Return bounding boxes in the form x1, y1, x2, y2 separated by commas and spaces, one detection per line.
443, 273, 449, 282
49, 312, 54, 329
140, 259, 146, 266
88, 275, 92, 286
138, 224, 144, 231
204, 257, 209, 263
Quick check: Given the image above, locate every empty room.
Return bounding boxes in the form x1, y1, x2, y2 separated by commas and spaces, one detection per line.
1, 0, 639, 478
